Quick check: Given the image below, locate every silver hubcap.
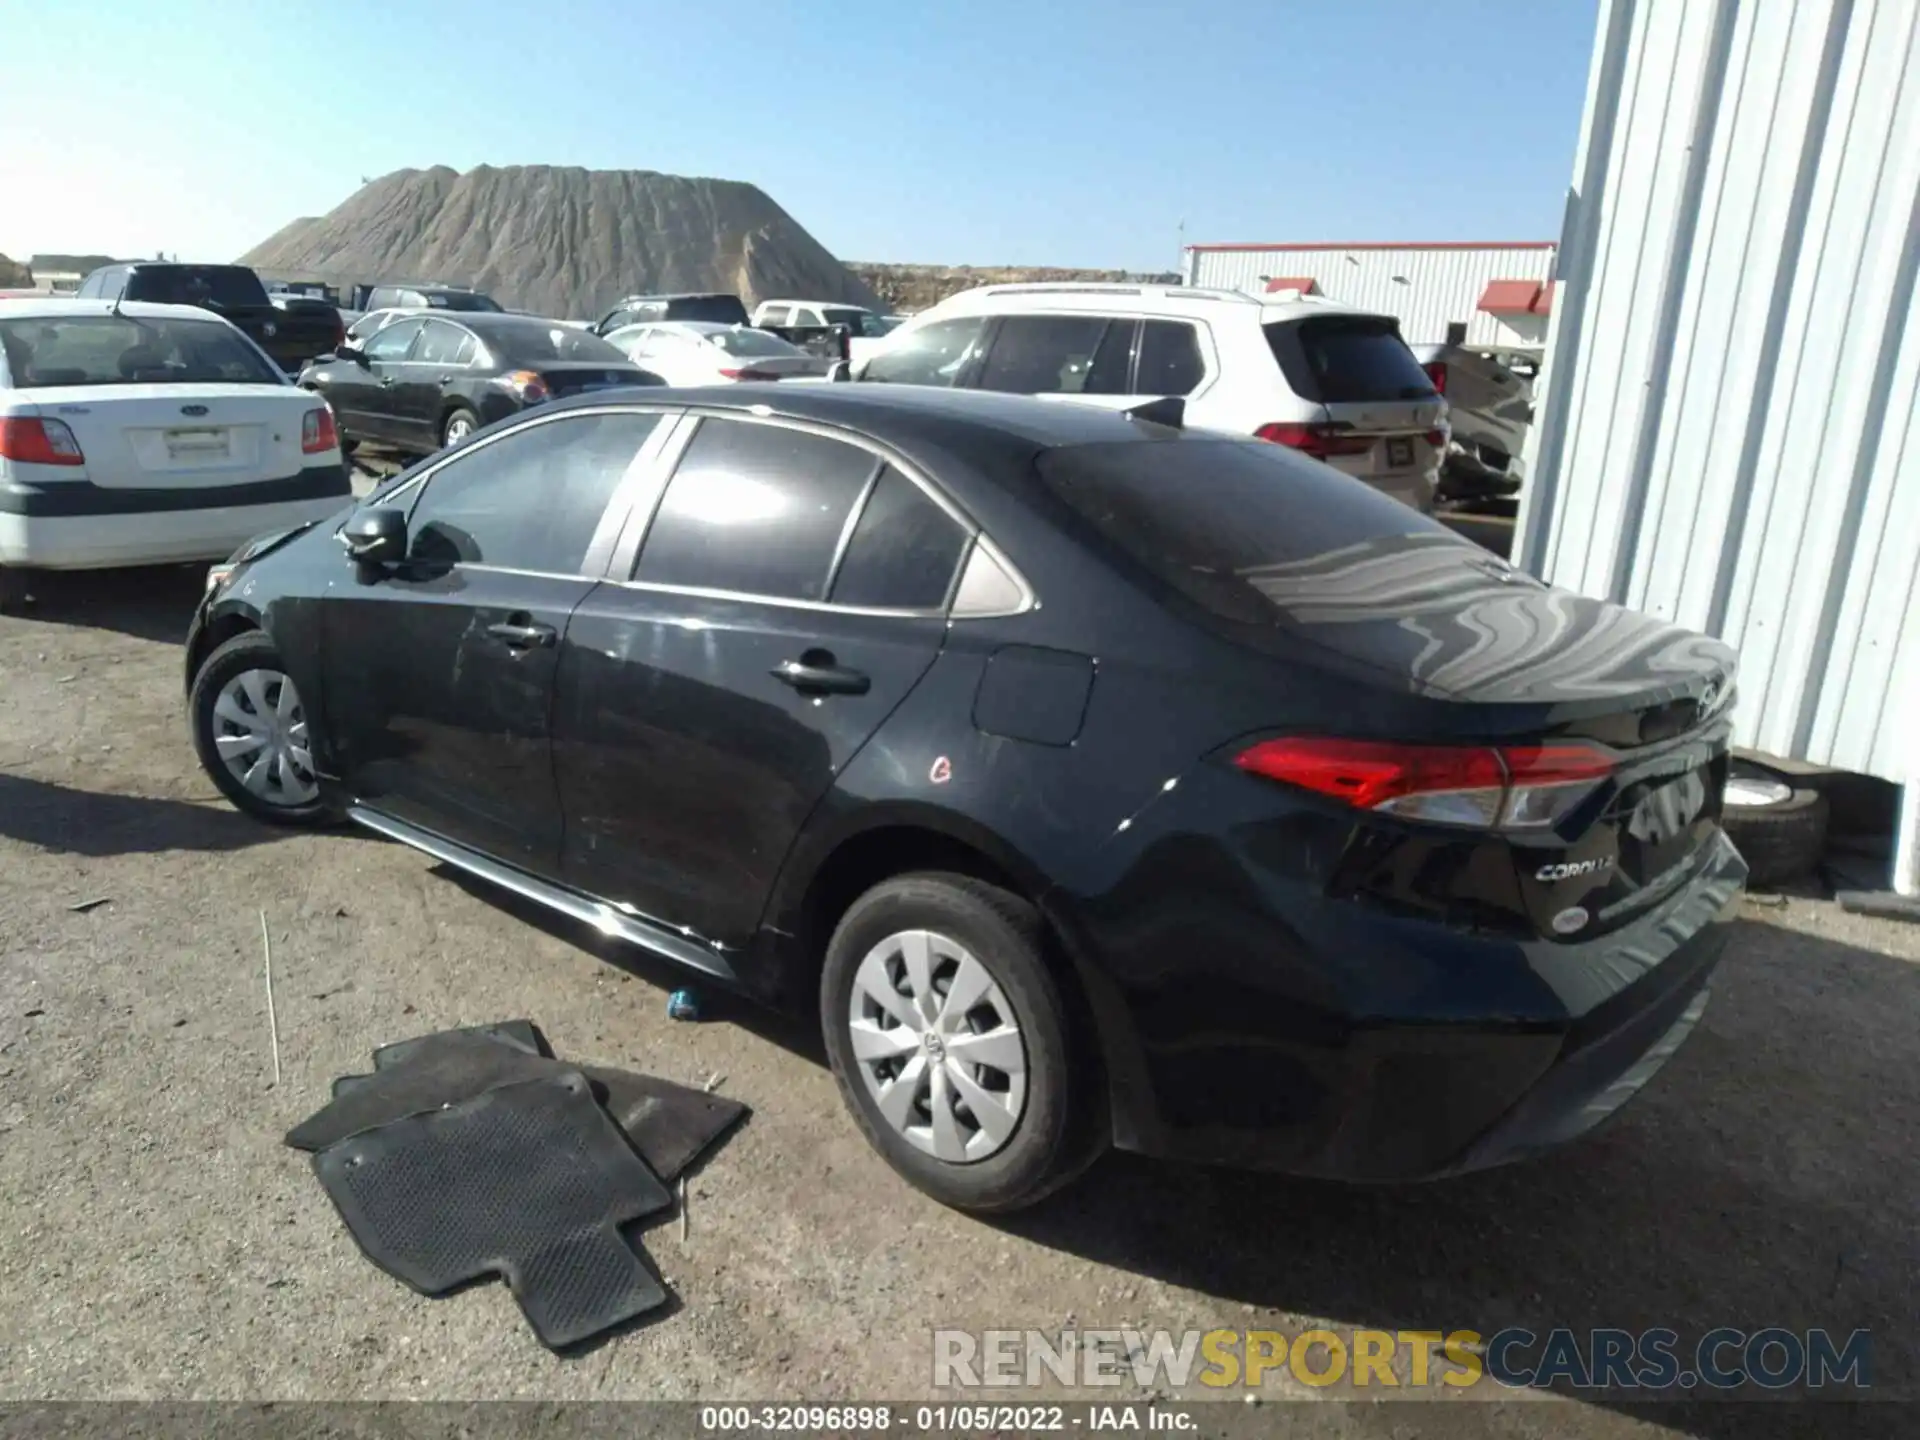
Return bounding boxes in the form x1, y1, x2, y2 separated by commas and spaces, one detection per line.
444, 416, 472, 445
212, 668, 317, 808
847, 930, 1027, 1163
1726, 775, 1793, 807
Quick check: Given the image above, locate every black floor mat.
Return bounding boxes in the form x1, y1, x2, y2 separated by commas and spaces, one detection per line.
313, 1072, 674, 1350
290, 1031, 565, 1152
373, 1019, 546, 1068
299, 1029, 747, 1182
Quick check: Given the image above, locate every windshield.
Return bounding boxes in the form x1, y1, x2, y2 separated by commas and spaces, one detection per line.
475, 320, 629, 365
128, 266, 270, 309
821, 307, 888, 337
708, 328, 804, 357
0, 314, 284, 388
425, 291, 503, 312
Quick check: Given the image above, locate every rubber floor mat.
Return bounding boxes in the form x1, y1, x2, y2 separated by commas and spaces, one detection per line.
373, 1019, 545, 1069
313, 1072, 673, 1350
289, 1031, 563, 1152
302, 1030, 747, 1182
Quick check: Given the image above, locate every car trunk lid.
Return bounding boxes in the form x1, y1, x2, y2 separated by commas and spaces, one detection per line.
536, 363, 652, 398
14, 384, 315, 489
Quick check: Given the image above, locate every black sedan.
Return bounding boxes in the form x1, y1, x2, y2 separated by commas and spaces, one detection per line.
182, 384, 1745, 1211
298, 312, 658, 454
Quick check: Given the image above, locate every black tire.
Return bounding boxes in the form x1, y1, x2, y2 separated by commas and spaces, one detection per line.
441, 405, 480, 449
1724, 773, 1828, 888
188, 631, 333, 827
819, 872, 1103, 1212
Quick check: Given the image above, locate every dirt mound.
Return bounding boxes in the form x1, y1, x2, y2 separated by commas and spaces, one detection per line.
239, 165, 881, 318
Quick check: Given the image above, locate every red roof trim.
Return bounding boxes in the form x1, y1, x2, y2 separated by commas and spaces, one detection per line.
1262, 276, 1320, 294
1187, 240, 1557, 254
1475, 279, 1560, 316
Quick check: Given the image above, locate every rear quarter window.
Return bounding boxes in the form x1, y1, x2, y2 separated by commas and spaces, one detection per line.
1035, 438, 1450, 623
1266, 316, 1437, 404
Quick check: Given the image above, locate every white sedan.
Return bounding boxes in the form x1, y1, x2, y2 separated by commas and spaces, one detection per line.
603, 321, 826, 385
0, 299, 351, 607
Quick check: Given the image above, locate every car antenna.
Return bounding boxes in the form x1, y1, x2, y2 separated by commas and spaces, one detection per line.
1122, 396, 1184, 429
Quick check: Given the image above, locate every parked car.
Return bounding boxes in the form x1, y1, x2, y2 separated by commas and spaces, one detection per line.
183, 382, 1745, 1211
297, 312, 658, 454
750, 299, 899, 366
855, 282, 1448, 511
1409, 342, 1534, 503
75, 262, 344, 376
603, 321, 826, 384
591, 293, 750, 335
0, 299, 348, 609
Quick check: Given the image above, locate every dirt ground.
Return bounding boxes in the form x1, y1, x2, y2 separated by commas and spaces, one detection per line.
0, 550, 1914, 1438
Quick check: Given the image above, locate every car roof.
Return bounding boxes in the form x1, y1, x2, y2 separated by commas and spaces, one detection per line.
540, 380, 1246, 451
918, 280, 1383, 325
0, 298, 236, 323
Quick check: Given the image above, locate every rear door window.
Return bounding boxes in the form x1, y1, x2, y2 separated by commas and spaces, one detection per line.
1136, 320, 1205, 396
861, 317, 988, 387
1267, 316, 1437, 403
413, 320, 469, 366
405, 411, 663, 574
758, 304, 791, 326
976, 315, 1116, 395
635, 418, 878, 600
1036, 438, 1448, 623
828, 465, 970, 611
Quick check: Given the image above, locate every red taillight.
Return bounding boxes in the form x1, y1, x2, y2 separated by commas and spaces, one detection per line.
1256, 421, 1373, 458
497, 369, 551, 403
0, 416, 85, 466
332, 317, 347, 349
1423, 361, 1447, 394
719, 367, 782, 381
1426, 425, 1450, 448
301, 406, 338, 454
1234, 737, 1615, 831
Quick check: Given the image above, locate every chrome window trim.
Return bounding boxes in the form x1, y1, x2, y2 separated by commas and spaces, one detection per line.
821, 457, 887, 602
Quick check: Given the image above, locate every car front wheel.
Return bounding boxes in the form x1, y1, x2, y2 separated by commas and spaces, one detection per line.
188, 631, 332, 826
820, 872, 1101, 1212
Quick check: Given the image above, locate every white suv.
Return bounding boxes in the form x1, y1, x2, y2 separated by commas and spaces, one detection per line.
852, 283, 1447, 510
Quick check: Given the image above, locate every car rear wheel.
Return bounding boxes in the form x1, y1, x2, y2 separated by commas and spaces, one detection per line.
819, 872, 1101, 1212
441, 406, 479, 449
189, 631, 331, 826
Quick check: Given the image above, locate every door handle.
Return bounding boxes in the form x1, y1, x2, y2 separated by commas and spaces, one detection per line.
771, 654, 869, 696
487, 618, 557, 649
378, 376, 396, 388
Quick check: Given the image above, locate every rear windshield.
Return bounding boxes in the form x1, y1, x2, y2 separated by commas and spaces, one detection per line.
666, 295, 749, 325
1266, 316, 1437, 404
709, 328, 802, 357
1035, 438, 1450, 623
474, 320, 628, 365
126, 266, 269, 309
821, 307, 888, 337
0, 314, 283, 388
423, 291, 502, 312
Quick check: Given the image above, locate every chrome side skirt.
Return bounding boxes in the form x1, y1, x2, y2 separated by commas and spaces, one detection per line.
347, 806, 738, 983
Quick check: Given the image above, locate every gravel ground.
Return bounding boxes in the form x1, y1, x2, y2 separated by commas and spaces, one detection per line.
0, 555, 1914, 1438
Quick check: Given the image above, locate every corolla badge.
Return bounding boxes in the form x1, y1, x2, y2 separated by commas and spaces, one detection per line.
180, 404, 209, 416
1536, 857, 1615, 882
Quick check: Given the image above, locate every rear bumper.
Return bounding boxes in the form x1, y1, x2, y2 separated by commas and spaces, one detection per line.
0, 463, 350, 569
1062, 822, 1746, 1181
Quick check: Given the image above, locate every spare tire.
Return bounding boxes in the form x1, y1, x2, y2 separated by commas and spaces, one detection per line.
1723, 768, 1829, 888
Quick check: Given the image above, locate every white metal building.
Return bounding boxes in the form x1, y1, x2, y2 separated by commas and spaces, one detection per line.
1517, 0, 1919, 892
1183, 241, 1557, 350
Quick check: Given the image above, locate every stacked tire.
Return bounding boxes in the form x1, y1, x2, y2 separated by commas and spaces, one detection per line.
1723, 761, 1828, 889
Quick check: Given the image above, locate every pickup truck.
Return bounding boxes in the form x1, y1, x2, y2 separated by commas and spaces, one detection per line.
750, 299, 900, 367
75, 262, 343, 375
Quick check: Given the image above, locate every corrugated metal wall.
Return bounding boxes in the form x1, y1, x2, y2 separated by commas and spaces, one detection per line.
1185, 244, 1555, 347
1517, 0, 1920, 786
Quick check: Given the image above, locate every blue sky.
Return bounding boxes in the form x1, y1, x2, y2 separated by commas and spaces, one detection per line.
0, 0, 1598, 270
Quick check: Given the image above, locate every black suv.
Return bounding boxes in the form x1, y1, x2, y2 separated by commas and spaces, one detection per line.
183, 384, 1744, 1210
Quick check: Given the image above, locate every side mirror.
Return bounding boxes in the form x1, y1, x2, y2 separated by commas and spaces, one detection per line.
338, 341, 368, 365
340, 506, 407, 565
826, 360, 852, 383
